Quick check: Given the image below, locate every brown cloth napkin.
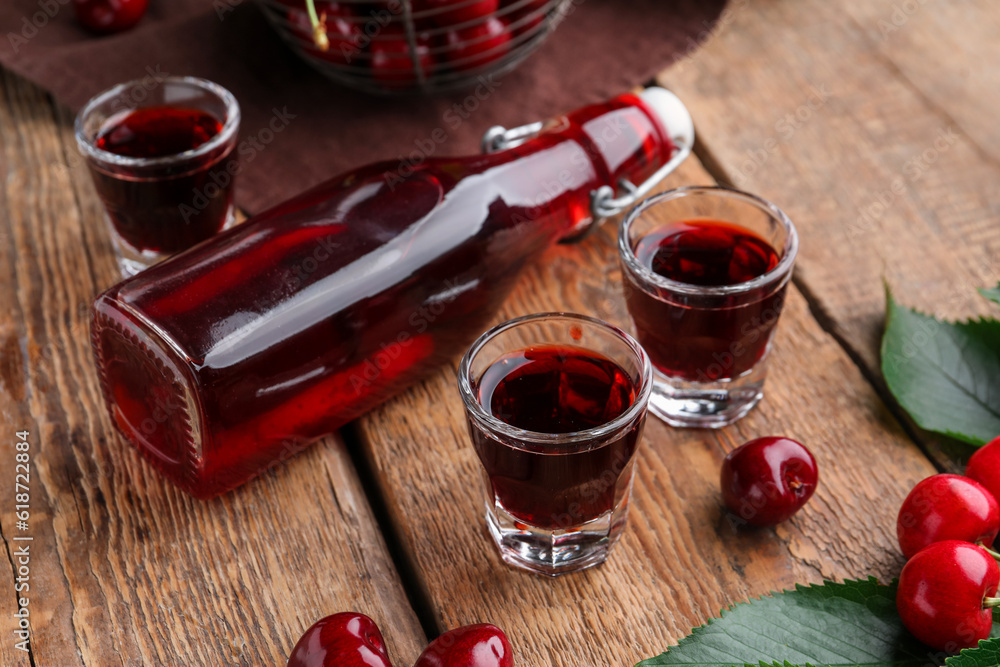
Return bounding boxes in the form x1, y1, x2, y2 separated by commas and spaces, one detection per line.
1, 0, 725, 215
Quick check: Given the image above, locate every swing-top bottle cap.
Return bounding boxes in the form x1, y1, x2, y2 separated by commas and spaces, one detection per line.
639, 86, 695, 148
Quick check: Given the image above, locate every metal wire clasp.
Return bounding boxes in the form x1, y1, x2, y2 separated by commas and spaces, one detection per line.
480, 121, 546, 153
589, 140, 693, 220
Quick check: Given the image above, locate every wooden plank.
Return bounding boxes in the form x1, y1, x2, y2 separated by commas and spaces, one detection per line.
658, 0, 1000, 469
356, 156, 938, 665
0, 69, 426, 666
842, 0, 1000, 169
0, 135, 32, 666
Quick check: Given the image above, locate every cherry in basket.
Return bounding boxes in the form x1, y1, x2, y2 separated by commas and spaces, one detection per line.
371, 30, 436, 86
443, 17, 513, 72
287, 2, 361, 66
74, 0, 148, 34
502, 0, 548, 34
418, 0, 500, 28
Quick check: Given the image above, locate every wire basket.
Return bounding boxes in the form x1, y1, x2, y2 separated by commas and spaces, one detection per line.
257, 0, 572, 95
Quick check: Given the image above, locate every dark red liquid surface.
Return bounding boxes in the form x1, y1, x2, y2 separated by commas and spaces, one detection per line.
624, 220, 787, 382
88, 106, 235, 253
470, 345, 642, 529
90, 93, 674, 498
641, 220, 779, 286
95, 107, 221, 158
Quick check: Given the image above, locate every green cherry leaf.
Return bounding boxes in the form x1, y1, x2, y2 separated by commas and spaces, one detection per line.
881, 286, 1000, 446
980, 284, 1000, 307
636, 578, 938, 667
945, 638, 1000, 667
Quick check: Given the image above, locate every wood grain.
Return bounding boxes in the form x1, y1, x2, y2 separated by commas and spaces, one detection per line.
5, 0, 991, 662
356, 157, 938, 666
659, 0, 1000, 469
0, 69, 426, 666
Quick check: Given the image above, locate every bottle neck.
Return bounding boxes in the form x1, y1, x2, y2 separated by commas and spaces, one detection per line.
482, 93, 677, 242
562, 92, 676, 189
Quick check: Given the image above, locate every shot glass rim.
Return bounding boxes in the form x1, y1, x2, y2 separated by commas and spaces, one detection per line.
74, 76, 241, 170
458, 312, 652, 449
618, 186, 799, 297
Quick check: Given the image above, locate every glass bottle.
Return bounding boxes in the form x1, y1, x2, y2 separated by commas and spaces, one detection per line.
90, 87, 692, 498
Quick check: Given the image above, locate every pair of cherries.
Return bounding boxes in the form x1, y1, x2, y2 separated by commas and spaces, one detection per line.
894, 436, 1000, 652
287, 613, 512, 667
290, 438, 817, 667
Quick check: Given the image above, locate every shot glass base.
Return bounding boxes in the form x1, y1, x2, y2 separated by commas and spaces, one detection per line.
647, 366, 765, 429
484, 498, 629, 577
112, 237, 165, 278
108, 206, 236, 279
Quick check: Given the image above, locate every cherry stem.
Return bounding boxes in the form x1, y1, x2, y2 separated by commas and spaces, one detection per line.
985, 597, 1000, 609
304, 0, 330, 51
982, 544, 1000, 562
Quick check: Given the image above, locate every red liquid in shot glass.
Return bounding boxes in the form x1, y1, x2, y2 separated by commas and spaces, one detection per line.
625, 219, 786, 382
90, 106, 235, 253
470, 345, 641, 529
95, 107, 221, 158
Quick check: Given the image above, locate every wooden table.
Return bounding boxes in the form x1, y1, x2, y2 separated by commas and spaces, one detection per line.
2, 0, 997, 664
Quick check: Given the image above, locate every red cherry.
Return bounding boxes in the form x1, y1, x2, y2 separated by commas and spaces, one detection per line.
443, 17, 512, 72
503, 0, 548, 34
720, 436, 818, 527
370, 31, 434, 86
967, 435, 1000, 509
417, 0, 500, 27
413, 624, 514, 667
286, 613, 393, 667
508, 13, 542, 37
287, 2, 361, 66
897, 540, 1000, 651
500, 0, 546, 9
73, 0, 148, 34
897, 474, 1000, 559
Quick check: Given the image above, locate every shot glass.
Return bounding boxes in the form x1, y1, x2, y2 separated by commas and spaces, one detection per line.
618, 186, 798, 428
75, 76, 241, 278
458, 313, 652, 576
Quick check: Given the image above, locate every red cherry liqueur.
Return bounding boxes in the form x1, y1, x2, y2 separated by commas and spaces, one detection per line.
472, 344, 640, 528
90, 89, 682, 498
